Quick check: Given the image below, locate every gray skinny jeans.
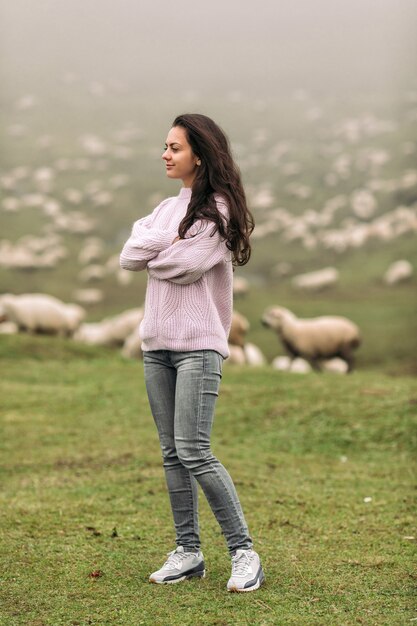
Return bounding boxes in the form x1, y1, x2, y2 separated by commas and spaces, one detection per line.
143, 349, 253, 556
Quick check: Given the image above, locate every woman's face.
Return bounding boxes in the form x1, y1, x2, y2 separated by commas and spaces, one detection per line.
162, 126, 199, 188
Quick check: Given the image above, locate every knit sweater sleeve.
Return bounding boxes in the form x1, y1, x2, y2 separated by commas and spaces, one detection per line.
147, 218, 229, 285
119, 202, 176, 272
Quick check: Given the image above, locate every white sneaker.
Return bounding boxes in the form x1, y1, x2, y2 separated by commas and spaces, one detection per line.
227, 548, 265, 592
149, 546, 205, 584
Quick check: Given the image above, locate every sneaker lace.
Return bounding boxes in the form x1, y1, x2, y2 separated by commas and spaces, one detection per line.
231, 550, 254, 576
163, 549, 190, 569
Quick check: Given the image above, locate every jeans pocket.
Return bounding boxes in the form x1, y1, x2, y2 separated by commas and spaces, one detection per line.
212, 350, 224, 379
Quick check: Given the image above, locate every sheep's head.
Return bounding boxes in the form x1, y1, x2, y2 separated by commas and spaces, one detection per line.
0, 294, 15, 319
261, 306, 295, 332
65, 303, 86, 330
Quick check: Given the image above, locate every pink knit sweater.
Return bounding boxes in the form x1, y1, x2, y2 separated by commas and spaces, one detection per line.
119, 187, 233, 358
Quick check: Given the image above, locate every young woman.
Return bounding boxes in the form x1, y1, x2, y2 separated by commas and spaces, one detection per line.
120, 113, 265, 593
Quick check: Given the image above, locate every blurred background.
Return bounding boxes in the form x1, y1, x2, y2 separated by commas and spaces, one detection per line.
1, 0, 416, 373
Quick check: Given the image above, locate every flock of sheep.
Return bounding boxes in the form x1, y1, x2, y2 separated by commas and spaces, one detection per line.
275, 261, 413, 291
1, 86, 415, 372
1, 88, 416, 288
1, 164, 414, 288
0, 286, 362, 375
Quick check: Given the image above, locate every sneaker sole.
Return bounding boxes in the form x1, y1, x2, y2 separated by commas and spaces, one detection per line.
149, 570, 206, 585
227, 568, 265, 593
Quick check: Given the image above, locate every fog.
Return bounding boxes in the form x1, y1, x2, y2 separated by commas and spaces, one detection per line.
1, 0, 416, 98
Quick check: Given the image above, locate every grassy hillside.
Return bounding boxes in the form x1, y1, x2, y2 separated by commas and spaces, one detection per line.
0, 334, 416, 625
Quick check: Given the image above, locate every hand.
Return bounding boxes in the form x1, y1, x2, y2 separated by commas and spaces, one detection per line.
172, 235, 181, 244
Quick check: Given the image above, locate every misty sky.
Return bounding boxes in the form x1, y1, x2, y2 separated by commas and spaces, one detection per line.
1, 0, 416, 98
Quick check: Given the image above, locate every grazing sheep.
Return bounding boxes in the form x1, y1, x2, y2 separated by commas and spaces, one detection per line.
289, 358, 312, 374
271, 355, 312, 373
1, 293, 85, 336
350, 189, 377, 219
228, 311, 250, 348
226, 344, 246, 365
122, 329, 143, 359
383, 260, 413, 285
233, 276, 249, 298
74, 308, 143, 347
105, 308, 143, 344
0, 321, 19, 334
271, 261, 292, 278
72, 322, 109, 345
262, 306, 361, 372
116, 268, 133, 286
291, 267, 339, 291
243, 343, 266, 366
78, 264, 105, 283
78, 238, 104, 265
53, 211, 96, 235
272, 355, 347, 374
224, 342, 266, 366
320, 358, 349, 374
73, 288, 103, 305
271, 355, 292, 371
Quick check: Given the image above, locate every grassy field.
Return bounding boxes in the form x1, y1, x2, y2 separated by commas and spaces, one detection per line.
1, 48, 416, 625
0, 334, 416, 626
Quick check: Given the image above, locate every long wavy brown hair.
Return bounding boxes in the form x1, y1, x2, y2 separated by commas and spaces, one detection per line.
173, 113, 254, 266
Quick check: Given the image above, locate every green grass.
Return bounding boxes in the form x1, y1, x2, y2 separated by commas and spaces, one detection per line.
0, 335, 416, 626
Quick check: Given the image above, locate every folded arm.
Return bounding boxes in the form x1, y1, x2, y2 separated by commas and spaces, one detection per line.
119, 208, 175, 272
147, 220, 230, 284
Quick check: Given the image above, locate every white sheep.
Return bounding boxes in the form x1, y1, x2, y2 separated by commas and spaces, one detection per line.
72, 322, 110, 345
1, 293, 85, 336
73, 288, 103, 305
233, 276, 249, 298
105, 308, 144, 344
228, 311, 250, 348
74, 308, 143, 347
78, 264, 105, 283
320, 358, 349, 374
383, 260, 413, 285
116, 269, 133, 286
291, 267, 339, 291
243, 343, 266, 366
262, 306, 361, 372
350, 189, 377, 219
271, 355, 312, 374
223, 342, 266, 366
0, 321, 19, 334
121, 329, 143, 359
78, 238, 104, 265
271, 355, 292, 371
225, 344, 246, 365
289, 358, 312, 374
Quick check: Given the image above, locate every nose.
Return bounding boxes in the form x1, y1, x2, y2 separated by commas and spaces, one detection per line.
162, 149, 169, 161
